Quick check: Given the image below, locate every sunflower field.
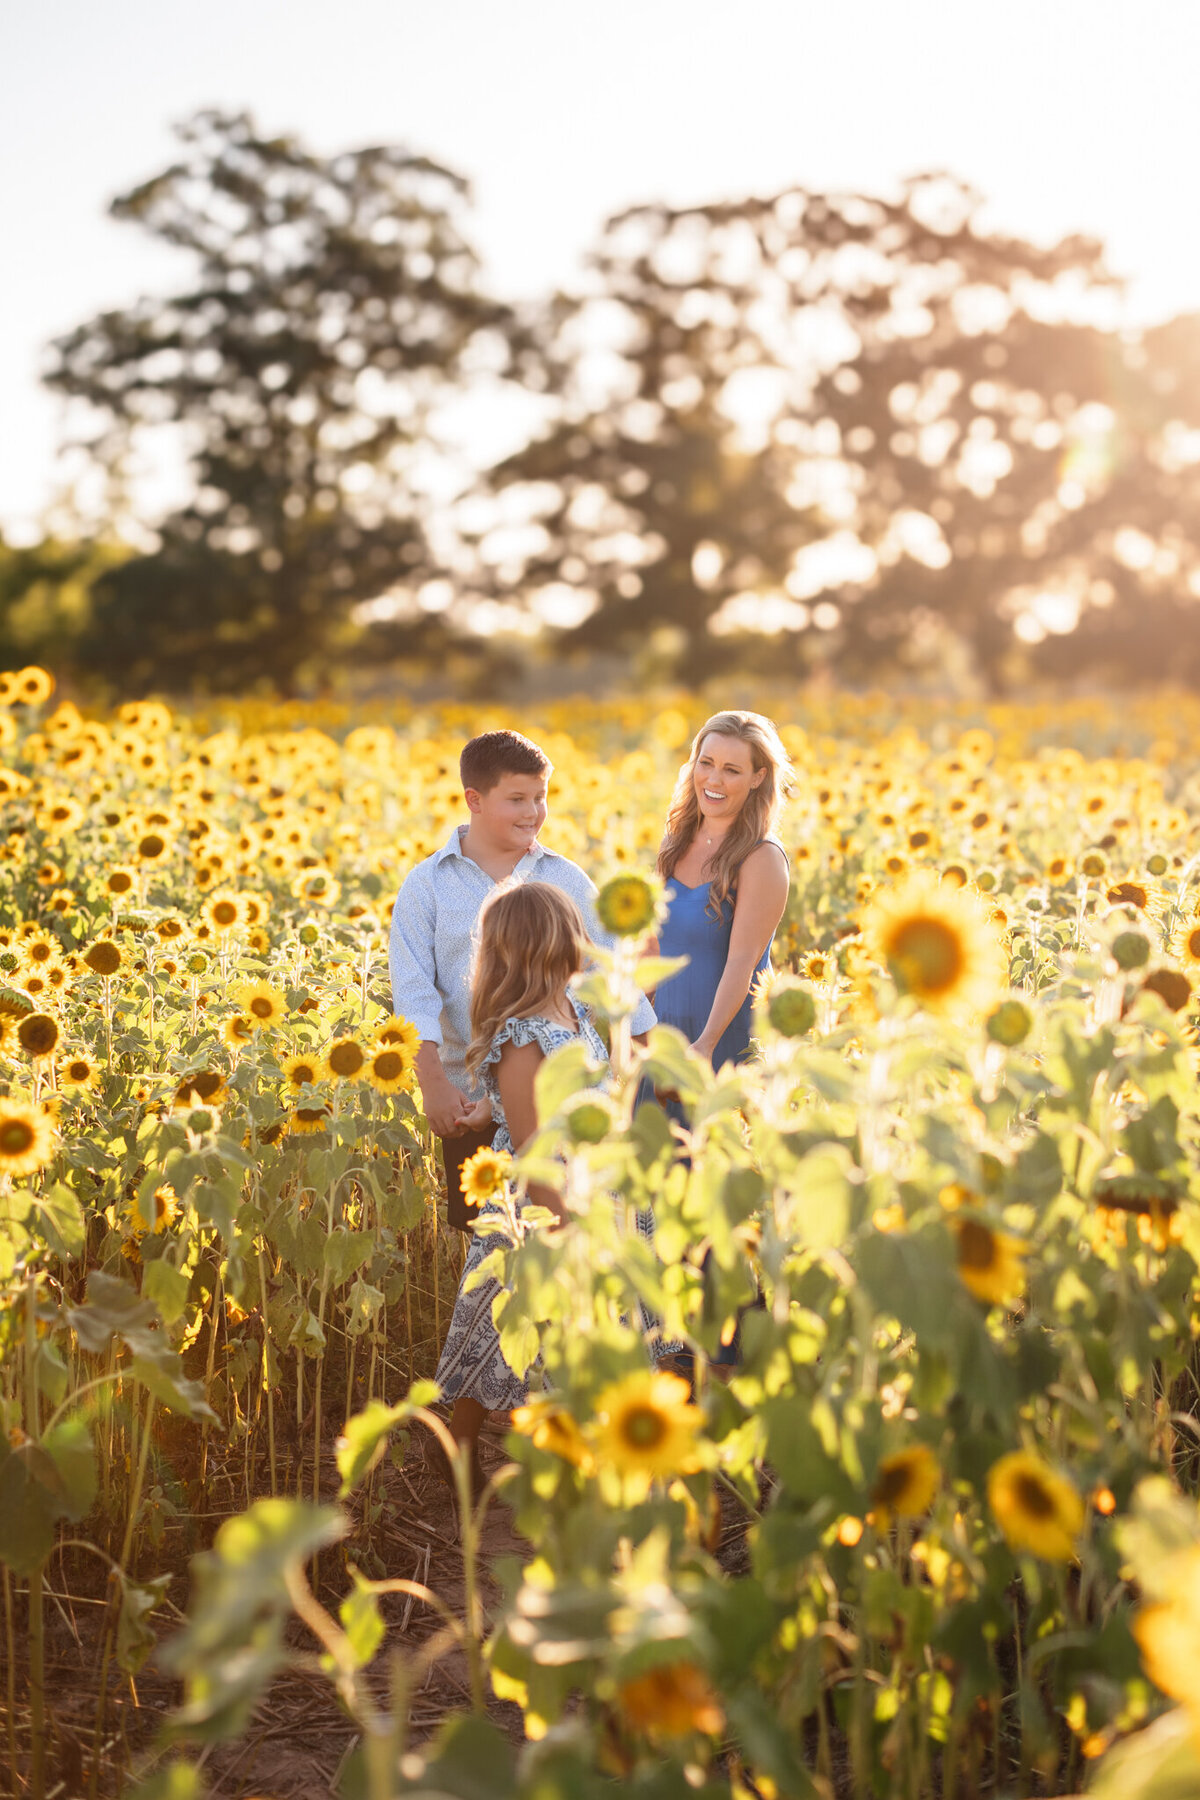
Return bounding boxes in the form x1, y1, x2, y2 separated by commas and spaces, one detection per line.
7, 669, 1200, 1800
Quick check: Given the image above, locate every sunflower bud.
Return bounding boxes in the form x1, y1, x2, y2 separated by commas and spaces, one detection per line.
1111, 930, 1150, 970
765, 977, 817, 1038
986, 999, 1033, 1046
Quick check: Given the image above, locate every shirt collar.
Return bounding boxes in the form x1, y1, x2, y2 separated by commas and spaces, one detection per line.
434, 822, 548, 867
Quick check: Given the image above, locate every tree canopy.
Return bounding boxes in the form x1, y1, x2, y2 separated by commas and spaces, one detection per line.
24, 135, 1200, 694
482, 174, 1200, 686
43, 109, 536, 691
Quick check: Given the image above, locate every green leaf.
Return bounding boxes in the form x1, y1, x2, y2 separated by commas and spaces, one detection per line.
778, 1144, 856, 1248
402, 1713, 519, 1800
323, 1227, 375, 1286
1088, 1707, 1200, 1800
67, 1272, 216, 1419
640, 1025, 708, 1105
534, 1038, 601, 1122
336, 1386, 439, 1496
633, 953, 690, 993
125, 1762, 206, 1800
142, 1258, 191, 1326
339, 1577, 385, 1669
41, 1414, 97, 1523
0, 1440, 58, 1573
33, 1183, 86, 1259
118, 1574, 172, 1675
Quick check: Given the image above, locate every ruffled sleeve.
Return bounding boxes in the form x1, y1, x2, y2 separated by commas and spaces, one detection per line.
478, 1015, 563, 1089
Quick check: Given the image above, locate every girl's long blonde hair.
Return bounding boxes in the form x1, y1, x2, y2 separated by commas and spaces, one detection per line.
657, 710, 794, 917
465, 881, 591, 1077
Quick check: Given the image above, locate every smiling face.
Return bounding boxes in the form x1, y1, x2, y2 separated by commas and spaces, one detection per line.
692, 732, 765, 828
467, 770, 549, 856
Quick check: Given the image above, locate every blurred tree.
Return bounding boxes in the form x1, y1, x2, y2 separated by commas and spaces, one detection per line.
0, 535, 127, 676
482, 175, 1200, 687
44, 109, 534, 692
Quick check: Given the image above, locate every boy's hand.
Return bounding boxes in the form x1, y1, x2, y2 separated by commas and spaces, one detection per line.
461, 1096, 493, 1132
416, 1040, 472, 1137
425, 1083, 473, 1138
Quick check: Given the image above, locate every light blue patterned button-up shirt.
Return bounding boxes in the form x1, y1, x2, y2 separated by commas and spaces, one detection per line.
388, 823, 656, 1097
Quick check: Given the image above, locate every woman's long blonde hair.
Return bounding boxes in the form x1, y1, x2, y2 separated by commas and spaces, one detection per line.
465, 882, 591, 1077
657, 710, 794, 917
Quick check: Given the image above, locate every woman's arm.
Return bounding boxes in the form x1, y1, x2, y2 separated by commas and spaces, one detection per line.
692, 843, 791, 1061
494, 1038, 568, 1223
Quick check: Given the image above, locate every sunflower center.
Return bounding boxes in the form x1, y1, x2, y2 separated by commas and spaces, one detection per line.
889, 917, 963, 995
956, 1219, 997, 1271
250, 997, 274, 1018
373, 1052, 403, 1081
873, 1463, 911, 1506
109, 873, 133, 893
18, 1017, 58, 1055
0, 1120, 34, 1154
68, 1061, 90, 1080
329, 1042, 364, 1076
1188, 929, 1200, 959
292, 1064, 316, 1085
621, 1404, 668, 1450
213, 903, 238, 925
1012, 1472, 1056, 1519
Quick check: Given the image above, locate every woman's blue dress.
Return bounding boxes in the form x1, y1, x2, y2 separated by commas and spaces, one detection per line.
655, 848, 782, 1066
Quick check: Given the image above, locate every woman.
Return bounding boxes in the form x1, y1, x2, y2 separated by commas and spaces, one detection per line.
654, 710, 793, 1069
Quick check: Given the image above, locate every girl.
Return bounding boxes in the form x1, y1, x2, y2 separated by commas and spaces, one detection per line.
432, 880, 606, 1497
655, 710, 793, 1069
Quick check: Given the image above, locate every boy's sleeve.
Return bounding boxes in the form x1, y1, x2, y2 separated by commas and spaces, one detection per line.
388, 868, 444, 1044
569, 864, 658, 1035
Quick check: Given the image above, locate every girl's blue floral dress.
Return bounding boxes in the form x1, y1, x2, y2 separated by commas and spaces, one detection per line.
434, 996, 607, 1410
434, 994, 677, 1408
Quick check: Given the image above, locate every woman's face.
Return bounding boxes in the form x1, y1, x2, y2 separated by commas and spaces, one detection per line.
692, 732, 765, 827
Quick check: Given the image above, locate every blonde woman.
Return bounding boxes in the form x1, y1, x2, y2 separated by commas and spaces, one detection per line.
432, 881, 607, 1496
655, 710, 793, 1069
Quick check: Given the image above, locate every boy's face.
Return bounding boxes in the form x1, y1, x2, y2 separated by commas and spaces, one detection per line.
466, 771, 549, 854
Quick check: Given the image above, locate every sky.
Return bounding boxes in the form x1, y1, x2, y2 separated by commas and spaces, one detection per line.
5, 0, 1200, 538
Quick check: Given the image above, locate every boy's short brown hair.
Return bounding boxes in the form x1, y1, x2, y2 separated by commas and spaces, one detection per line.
459, 730, 551, 795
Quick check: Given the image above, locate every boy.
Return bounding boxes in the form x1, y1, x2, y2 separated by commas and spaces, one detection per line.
389, 728, 656, 1230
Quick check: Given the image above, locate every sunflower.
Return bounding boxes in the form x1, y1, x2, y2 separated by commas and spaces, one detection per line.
861, 871, 1006, 1018
231, 981, 287, 1029
104, 866, 138, 899
83, 940, 123, 977
223, 1014, 255, 1049
374, 1015, 421, 1055
0, 1094, 56, 1175
592, 1370, 704, 1480
291, 868, 342, 908
13, 666, 54, 706
173, 1068, 227, 1108
617, 1661, 724, 1740
325, 1037, 366, 1081
1141, 967, 1192, 1013
132, 1182, 180, 1236
134, 830, 173, 864
511, 1396, 595, 1472
1107, 880, 1149, 911
955, 1218, 1027, 1307
596, 873, 660, 938
987, 1450, 1084, 1561
459, 1144, 512, 1207
365, 1045, 415, 1094
16, 1012, 60, 1060
203, 889, 246, 934
870, 1445, 940, 1530
290, 1103, 332, 1135
22, 934, 62, 969
763, 975, 817, 1038
281, 1052, 324, 1093
60, 1054, 99, 1091
1132, 1547, 1200, 1725
986, 998, 1033, 1047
